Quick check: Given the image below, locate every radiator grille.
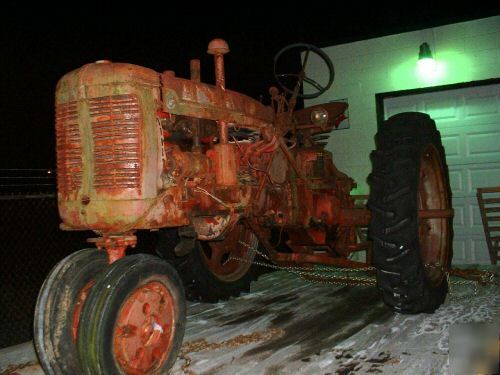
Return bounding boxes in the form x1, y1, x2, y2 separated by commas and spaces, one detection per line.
55, 101, 82, 195
89, 94, 142, 191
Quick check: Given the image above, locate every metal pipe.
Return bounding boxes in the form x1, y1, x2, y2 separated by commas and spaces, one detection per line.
278, 137, 310, 188
208, 39, 230, 144
190, 59, 202, 151
214, 54, 225, 90
219, 122, 229, 144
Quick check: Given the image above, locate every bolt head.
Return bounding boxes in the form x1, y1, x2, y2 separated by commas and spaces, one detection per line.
207, 39, 230, 55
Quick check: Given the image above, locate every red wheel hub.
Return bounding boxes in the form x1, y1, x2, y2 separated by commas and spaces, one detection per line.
113, 281, 175, 374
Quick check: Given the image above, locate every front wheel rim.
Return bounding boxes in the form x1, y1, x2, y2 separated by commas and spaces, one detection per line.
113, 281, 175, 374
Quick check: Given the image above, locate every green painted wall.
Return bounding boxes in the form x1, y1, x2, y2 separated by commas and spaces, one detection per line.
305, 16, 500, 194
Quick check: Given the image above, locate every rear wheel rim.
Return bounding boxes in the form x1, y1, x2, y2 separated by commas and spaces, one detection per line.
201, 225, 257, 282
113, 281, 175, 374
418, 144, 451, 286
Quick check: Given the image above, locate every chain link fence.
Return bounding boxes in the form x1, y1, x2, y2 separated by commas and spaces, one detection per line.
0, 190, 159, 349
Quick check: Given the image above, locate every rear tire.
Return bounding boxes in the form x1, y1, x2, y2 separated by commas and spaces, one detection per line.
157, 224, 260, 303
368, 112, 453, 314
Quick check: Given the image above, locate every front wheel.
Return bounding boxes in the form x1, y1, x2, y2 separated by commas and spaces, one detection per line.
34, 248, 108, 374
368, 112, 453, 314
77, 254, 186, 375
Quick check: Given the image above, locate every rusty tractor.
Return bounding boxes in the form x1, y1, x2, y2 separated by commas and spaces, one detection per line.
34, 39, 453, 374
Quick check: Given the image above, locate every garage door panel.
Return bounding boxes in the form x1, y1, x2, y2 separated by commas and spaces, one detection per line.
470, 238, 490, 263
452, 237, 488, 263
440, 134, 461, 160
469, 202, 484, 229
468, 163, 500, 192
448, 167, 465, 196
385, 102, 417, 118
465, 130, 500, 160
448, 163, 500, 197
440, 125, 500, 164
464, 92, 499, 118
384, 83, 500, 264
452, 239, 466, 263
453, 204, 465, 228
424, 97, 460, 120
452, 197, 483, 230
435, 117, 500, 132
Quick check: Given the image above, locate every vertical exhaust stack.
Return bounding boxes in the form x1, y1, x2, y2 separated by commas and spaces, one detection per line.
190, 59, 202, 152
207, 39, 239, 198
207, 38, 230, 145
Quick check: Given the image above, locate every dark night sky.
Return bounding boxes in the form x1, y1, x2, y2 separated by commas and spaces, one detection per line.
1, 2, 498, 169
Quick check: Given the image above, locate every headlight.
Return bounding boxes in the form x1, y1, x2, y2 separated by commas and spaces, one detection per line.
310, 108, 328, 125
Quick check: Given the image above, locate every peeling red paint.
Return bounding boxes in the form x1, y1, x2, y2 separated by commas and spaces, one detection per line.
55, 39, 371, 265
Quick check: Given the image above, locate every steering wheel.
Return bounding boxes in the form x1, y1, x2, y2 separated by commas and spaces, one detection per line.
273, 43, 334, 99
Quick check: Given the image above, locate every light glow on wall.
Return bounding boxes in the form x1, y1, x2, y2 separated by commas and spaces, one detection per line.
417, 42, 437, 80
417, 56, 436, 76
390, 50, 473, 89
417, 58, 444, 83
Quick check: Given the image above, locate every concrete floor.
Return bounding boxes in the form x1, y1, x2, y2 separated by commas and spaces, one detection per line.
1, 269, 498, 375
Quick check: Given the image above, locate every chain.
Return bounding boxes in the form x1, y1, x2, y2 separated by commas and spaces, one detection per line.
234, 240, 377, 286
238, 240, 272, 261
233, 240, 498, 296
230, 254, 377, 286
237, 240, 376, 272
178, 328, 285, 374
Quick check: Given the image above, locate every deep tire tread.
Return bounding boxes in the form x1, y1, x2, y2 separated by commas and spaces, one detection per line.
367, 203, 395, 219
383, 217, 412, 235
368, 112, 452, 314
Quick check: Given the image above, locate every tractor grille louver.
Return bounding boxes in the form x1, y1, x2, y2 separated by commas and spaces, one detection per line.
89, 94, 142, 191
56, 101, 82, 195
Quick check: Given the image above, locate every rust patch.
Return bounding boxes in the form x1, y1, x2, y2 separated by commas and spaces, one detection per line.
180, 328, 285, 355
55, 100, 82, 196
54, 39, 379, 293
89, 94, 142, 191
178, 328, 284, 374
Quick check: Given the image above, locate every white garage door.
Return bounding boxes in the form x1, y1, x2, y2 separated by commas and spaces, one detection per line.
383, 83, 500, 264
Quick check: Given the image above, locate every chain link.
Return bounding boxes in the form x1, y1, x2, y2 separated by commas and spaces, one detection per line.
233, 240, 498, 297
237, 240, 376, 272
235, 240, 377, 286
230, 254, 377, 286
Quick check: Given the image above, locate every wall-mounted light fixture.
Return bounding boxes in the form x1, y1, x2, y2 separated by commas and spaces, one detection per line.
417, 42, 437, 78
